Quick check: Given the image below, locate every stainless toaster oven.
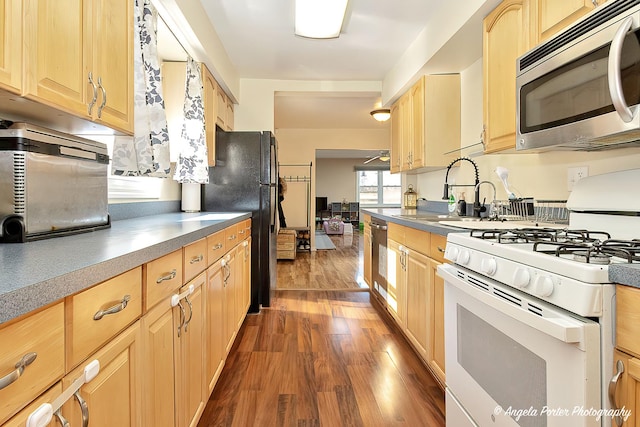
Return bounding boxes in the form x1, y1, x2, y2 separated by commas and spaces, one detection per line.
0, 123, 110, 242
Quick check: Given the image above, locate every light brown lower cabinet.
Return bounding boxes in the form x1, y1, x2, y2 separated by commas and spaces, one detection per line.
62, 321, 142, 427
206, 259, 225, 396
611, 350, 640, 426
385, 224, 446, 387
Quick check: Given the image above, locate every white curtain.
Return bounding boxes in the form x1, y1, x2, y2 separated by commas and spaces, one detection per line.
173, 57, 209, 184
111, 0, 171, 177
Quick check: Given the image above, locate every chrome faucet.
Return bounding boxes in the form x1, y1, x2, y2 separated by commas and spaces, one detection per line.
442, 157, 481, 217
475, 180, 499, 220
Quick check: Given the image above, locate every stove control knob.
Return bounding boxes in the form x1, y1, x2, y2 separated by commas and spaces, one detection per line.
513, 268, 531, 288
447, 247, 459, 262
458, 249, 471, 265
534, 276, 554, 297
480, 258, 497, 276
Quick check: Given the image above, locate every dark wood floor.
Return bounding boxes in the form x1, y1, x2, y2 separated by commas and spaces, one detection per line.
198, 233, 446, 427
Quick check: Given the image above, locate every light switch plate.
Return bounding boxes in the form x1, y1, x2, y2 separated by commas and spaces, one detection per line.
567, 166, 589, 191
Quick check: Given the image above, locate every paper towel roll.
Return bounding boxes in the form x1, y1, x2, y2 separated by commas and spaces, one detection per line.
181, 183, 201, 212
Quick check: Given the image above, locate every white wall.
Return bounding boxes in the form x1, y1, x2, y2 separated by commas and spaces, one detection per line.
315, 158, 364, 204
415, 59, 640, 205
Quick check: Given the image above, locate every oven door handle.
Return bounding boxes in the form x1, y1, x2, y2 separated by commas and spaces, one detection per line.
438, 264, 586, 345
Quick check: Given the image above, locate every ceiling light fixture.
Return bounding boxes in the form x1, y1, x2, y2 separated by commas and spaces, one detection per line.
370, 109, 391, 122
295, 0, 348, 39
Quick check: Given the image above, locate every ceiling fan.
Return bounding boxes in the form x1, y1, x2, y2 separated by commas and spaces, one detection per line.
364, 150, 390, 164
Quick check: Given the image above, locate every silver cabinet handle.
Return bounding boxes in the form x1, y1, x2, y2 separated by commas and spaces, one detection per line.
437, 246, 445, 253
609, 359, 625, 427
97, 76, 107, 118
87, 72, 98, 115
213, 243, 223, 250
54, 409, 70, 427
608, 16, 636, 123
177, 300, 186, 338
183, 296, 193, 333
190, 254, 204, 264
0, 352, 37, 390
157, 269, 177, 284
93, 295, 131, 320
74, 391, 89, 427
228, 234, 237, 241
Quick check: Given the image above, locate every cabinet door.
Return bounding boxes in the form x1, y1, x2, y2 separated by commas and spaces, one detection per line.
235, 243, 246, 332
611, 350, 640, 427
0, 0, 21, 93
483, 0, 531, 153
410, 77, 425, 169
429, 258, 445, 384
24, 0, 89, 117
386, 239, 407, 326
243, 237, 252, 314
223, 251, 237, 355
534, 0, 600, 43
400, 94, 412, 171
63, 322, 142, 427
405, 249, 430, 359
176, 274, 206, 427
206, 260, 225, 396
424, 74, 461, 168
202, 64, 217, 166
363, 223, 372, 288
390, 101, 402, 174
141, 299, 176, 427
92, 0, 134, 133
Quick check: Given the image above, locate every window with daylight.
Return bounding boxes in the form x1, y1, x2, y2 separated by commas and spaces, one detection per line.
357, 170, 401, 207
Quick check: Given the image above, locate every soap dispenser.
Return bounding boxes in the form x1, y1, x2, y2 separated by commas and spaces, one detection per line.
457, 192, 467, 216
447, 193, 457, 214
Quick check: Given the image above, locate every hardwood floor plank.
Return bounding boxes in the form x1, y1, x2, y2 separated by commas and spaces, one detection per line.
317, 391, 343, 427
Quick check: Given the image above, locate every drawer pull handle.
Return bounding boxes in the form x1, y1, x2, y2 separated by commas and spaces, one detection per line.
609, 359, 625, 427
228, 234, 237, 240
190, 254, 204, 264
93, 295, 131, 321
157, 269, 177, 283
213, 243, 223, 250
0, 352, 37, 390
183, 296, 193, 332
74, 391, 89, 427
437, 246, 445, 253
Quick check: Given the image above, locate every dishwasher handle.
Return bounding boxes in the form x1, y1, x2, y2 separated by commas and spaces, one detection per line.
370, 222, 388, 231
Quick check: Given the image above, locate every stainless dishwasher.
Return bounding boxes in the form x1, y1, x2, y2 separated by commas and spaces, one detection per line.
370, 218, 387, 307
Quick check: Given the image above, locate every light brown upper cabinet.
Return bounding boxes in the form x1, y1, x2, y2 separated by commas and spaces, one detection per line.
202, 64, 217, 166
216, 82, 234, 131
483, 0, 532, 153
0, 0, 21, 94
532, 0, 607, 43
390, 74, 461, 172
23, 0, 134, 134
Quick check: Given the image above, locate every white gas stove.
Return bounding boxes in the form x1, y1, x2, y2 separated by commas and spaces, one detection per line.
439, 169, 640, 427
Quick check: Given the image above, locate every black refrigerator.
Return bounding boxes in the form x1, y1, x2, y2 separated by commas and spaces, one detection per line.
202, 129, 277, 311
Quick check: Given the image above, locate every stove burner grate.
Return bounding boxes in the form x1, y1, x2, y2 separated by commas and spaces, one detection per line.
532, 238, 640, 264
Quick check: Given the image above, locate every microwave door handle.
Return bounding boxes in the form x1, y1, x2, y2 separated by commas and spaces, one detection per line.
608, 16, 637, 123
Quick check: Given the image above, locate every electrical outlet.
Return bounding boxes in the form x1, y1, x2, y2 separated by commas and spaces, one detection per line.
567, 166, 589, 191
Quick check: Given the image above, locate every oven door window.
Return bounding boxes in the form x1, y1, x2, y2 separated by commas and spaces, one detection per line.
458, 306, 547, 427
520, 28, 640, 134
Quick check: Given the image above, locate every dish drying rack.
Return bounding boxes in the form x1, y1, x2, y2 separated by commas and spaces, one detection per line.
493, 199, 569, 224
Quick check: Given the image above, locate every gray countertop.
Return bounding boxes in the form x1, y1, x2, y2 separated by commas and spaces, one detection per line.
0, 212, 251, 324
363, 208, 640, 289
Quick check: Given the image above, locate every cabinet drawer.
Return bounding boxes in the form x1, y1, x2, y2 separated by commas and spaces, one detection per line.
237, 219, 251, 241
388, 223, 406, 244
225, 224, 239, 251
616, 284, 640, 358
207, 231, 226, 264
430, 234, 448, 264
145, 250, 183, 310
4, 382, 63, 427
0, 303, 64, 425
67, 267, 142, 370
184, 238, 208, 283
405, 228, 431, 256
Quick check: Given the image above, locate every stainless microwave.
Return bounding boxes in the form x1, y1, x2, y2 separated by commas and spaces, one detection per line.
516, 0, 640, 151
